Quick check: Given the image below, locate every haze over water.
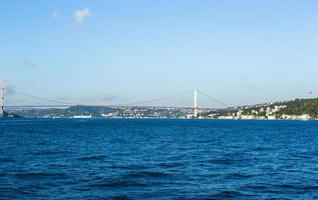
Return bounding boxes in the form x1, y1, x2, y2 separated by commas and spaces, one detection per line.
1, 119, 318, 199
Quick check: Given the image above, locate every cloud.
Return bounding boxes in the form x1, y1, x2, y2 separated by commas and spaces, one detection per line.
52, 10, 59, 19
74, 8, 90, 23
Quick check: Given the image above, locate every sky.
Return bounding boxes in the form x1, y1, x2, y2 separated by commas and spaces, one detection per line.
1, 0, 318, 107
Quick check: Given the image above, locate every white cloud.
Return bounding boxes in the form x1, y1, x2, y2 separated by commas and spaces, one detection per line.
52, 10, 59, 19
74, 8, 90, 23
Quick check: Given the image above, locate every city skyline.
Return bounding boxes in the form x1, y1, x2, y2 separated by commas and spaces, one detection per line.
1, 0, 318, 106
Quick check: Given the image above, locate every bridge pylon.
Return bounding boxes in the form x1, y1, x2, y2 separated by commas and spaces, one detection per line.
193, 88, 198, 118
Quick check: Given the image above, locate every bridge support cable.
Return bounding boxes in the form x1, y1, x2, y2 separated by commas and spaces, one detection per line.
4, 88, 229, 109
197, 90, 229, 108
5, 88, 76, 107
116, 90, 194, 107
4, 89, 194, 108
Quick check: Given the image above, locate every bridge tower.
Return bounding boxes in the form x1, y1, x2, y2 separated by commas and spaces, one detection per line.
193, 89, 198, 118
0, 87, 4, 117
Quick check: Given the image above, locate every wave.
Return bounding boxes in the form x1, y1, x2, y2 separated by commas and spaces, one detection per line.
78, 155, 107, 161
186, 190, 256, 199
224, 172, 255, 179
87, 179, 150, 189
15, 172, 70, 180
123, 171, 169, 179
0, 157, 15, 163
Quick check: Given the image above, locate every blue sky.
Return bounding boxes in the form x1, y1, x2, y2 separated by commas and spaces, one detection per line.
1, 0, 318, 107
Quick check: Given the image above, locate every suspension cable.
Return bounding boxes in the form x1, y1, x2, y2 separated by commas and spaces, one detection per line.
5, 88, 228, 108
5, 88, 76, 105
197, 90, 229, 108
4, 89, 194, 108
114, 90, 194, 106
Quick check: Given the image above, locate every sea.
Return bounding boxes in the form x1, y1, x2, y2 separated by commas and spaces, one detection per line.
0, 119, 318, 199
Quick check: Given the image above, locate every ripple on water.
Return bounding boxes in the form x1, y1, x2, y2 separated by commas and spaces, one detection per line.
277, 183, 318, 192
224, 172, 255, 179
158, 162, 184, 168
31, 150, 72, 156
77, 155, 107, 161
15, 172, 70, 181
87, 179, 151, 189
0, 186, 36, 198
0, 157, 16, 163
210, 190, 257, 199
122, 171, 169, 179
207, 158, 251, 165
177, 190, 257, 200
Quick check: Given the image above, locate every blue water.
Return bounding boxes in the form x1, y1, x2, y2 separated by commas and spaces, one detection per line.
0, 119, 318, 199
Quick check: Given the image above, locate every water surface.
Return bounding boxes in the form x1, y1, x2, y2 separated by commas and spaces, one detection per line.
0, 119, 318, 199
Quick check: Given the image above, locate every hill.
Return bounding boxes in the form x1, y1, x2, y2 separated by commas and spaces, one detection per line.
276, 98, 318, 117
201, 98, 318, 120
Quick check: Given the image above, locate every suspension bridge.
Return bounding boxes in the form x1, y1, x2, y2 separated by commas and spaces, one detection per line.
0, 87, 228, 118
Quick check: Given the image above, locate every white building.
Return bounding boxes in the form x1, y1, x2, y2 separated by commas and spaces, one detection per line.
218, 116, 234, 119
72, 114, 92, 119
267, 115, 276, 120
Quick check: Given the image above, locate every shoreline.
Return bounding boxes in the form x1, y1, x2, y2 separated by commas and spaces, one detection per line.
2, 116, 318, 121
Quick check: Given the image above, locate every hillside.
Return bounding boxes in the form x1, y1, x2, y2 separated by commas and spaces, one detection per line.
276, 98, 318, 117
201, 98, 318, 120
4, 98, 318, 120
10, 106, 198, 119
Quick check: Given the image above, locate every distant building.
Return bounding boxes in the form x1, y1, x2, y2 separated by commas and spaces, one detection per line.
267, 115, 276, 120
218, 116, 234, 119
236, 110, 243, 117
72, 114, 92, 118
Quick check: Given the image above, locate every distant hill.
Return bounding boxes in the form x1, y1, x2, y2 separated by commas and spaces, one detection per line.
11, 105, 199, 119
6, 98, 318, 119
276, 98, 318, 117
200, 97, 318, 120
